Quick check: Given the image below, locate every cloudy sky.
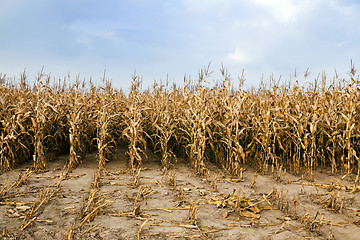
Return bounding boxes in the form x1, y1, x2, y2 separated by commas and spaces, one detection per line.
0, 0, 359, 90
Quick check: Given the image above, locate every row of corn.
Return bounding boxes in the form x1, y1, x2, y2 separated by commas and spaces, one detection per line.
0, 68, 359, 178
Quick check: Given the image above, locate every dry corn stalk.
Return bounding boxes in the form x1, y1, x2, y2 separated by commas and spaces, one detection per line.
0, 65, 360, 178
188, 200, 198, 225
122, 74, 147, 173
66, 85, 91, 174
79, 188, 113, 227
21, 186, 60, 230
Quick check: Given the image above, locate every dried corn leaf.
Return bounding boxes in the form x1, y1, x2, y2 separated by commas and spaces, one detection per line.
240, 211, 261, 219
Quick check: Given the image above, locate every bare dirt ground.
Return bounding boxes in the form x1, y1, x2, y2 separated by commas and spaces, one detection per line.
1, 148, 360, 240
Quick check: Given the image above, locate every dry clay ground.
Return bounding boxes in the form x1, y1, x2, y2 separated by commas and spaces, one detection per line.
1, 148, 360, 240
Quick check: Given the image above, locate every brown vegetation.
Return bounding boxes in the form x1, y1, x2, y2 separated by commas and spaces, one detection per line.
1, 65, 360, 239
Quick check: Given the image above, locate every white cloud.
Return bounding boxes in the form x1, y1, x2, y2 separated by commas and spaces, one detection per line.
181, 0, 248, 17
252, 0, 313, 23
64, 20, 121, 46
226, 48, 254, 64
329, 0, 358, 17
182, 0, 314, 23
182, 0, 227, 13
1, 0, 360, 90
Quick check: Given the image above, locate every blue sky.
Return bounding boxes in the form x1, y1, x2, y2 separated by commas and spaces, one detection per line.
0, 0, 359, 90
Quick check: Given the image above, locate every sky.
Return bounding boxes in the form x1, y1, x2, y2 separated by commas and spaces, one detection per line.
0, 0, 359, 90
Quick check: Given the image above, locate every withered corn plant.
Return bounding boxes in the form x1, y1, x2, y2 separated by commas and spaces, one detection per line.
179, 67, 212, 176
31, 77, 58, 172
122, 75, 147, 174
66, 84, 91, 174
207, 68, 248, 175
0, 64, 360, 179
94, 87, 119, 185
145, 81, 178, 173
0, 84, 32, 172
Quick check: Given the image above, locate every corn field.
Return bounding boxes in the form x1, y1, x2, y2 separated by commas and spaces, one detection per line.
1, 67, 360, 180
